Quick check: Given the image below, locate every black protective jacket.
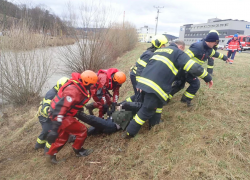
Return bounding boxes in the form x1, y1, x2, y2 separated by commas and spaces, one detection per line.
136, 43, 212, 103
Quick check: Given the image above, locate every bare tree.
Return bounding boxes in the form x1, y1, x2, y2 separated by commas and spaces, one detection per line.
59, 0, 138, 74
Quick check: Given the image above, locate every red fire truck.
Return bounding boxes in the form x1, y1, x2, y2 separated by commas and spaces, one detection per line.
225, 35, 250, 50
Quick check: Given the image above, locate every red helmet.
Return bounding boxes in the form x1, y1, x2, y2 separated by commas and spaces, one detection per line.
80, 70, 98, 86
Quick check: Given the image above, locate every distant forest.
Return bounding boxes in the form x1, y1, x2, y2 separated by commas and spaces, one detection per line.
0, 0, 66, 35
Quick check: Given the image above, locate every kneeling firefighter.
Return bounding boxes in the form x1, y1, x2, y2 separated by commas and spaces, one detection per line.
125, 40, 214, 138
35, 77, 69, 154
46, 70, 98, 164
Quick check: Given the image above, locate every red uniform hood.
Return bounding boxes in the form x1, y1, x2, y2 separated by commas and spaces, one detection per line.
71, 72, 81, 82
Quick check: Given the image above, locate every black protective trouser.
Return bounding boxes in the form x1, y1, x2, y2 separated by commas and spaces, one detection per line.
36, 116, 52, 149
207, 57, 214, 74
126, 92, 163, 136
130, 73, 137, 94
77, 112, 117, 135
170, 73, 200, 101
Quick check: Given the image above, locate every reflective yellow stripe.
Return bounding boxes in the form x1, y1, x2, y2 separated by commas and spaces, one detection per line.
135, 114, 145, 125
184, 91, 195, 99
199, 69, 208, 78
209, 49, 215, 57
150, 55, 178, 75
43, 99, 51, 105
46, 142, 51, 148
156, 108, 162, 113
192, 57, 204, 65
183, 60, 196, 71
37, 138, 46, 144
169, 94, 173, 100
126, 97, 132, 102
137, 77, 168, 101
218, 53, 223, 59
186, 50, 195, 58
207, 65, 214, 68
133, 69, 136, 74
137, 58, 147, 67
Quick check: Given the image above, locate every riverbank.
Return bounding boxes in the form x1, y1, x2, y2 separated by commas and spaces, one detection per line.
1, 43, 250, 179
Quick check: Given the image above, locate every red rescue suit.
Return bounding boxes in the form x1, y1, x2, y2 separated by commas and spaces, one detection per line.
90, 68, 121, 118
47, 73, 90, 155
227, 38, 241, 51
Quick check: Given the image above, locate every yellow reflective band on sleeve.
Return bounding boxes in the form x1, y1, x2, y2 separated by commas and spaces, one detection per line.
126, 97, 132, 102
184, 91, 195, 99
156, 108, 162, 113
137, 77, 168, 101
133, 69, 136, 74
42, 106, 49, 116
186, 50, 195, 58
37, 138, 46, 144
199, 69, 208, 78
192, 57, 204, 65
46, 142, 51, 149
207, 65, 214, 69
210, 49, 215, 57
218, 53, 223, 59
137, 58, 147, 67
135, 114, 145, 125
150, 55, 178, 75
43, 98, 51, 105
183, 60, 196, 71
169, 94, 172, 100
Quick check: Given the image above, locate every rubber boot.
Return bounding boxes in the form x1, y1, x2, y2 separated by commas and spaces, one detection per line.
35, 142, 45, 150
46, 155, 59, 164
44, 147, 50, 155
73, 148, 94, 157
181, 95, 193, 107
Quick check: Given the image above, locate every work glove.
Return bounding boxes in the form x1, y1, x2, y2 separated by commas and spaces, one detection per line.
232, 50, 234, 52
47, 121, 62, 144
238, 51, 241, 53
111, 102, 117, 113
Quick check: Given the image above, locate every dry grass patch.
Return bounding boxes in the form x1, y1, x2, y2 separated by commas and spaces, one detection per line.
1, 44, 250, 180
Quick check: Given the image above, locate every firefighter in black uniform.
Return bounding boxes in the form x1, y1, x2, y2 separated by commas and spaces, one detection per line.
125, 40, 214, 138
207, 30, 220, 75
170, 32, 230, 106
35, 77, 69, 153
129, 35, 168, 94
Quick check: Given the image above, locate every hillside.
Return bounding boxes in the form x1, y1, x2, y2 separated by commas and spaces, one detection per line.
1, 43, 250, 179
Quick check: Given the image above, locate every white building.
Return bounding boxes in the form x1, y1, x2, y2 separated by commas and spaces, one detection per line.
137, 26, 154, 42
179, 18, 250, 46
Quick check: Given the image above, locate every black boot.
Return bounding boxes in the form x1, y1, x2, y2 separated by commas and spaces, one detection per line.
73, 148, 94, 157
46, 155, 59, 164
85, 103, 95, 115
35, 142, 45, 150
44, 147, 50, 155
181, 95, 193, 107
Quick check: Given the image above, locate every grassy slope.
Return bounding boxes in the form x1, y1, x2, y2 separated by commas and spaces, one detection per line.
1, 43, 250, 180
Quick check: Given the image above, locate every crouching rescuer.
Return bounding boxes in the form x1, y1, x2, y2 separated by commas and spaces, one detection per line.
125, 40, 213, 138
46, 70, 98, 164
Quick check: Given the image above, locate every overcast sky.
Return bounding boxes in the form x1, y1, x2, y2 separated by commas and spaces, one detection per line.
14, 0, 250, 36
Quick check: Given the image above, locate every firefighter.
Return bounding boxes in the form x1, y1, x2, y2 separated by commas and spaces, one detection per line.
35, 77, 69, 154
125, 40, 214, 138
46, 70, 98, 164
130, 35, 168, 94
85, 68, 126, 118
170, 32, 231, 106
207, 30, 219, 75
226, 34, 242, 64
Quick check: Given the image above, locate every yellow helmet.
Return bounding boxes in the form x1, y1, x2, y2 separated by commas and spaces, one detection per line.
54, 77, 69, 91
151, 35, 168, 48
209, 30, 219, 35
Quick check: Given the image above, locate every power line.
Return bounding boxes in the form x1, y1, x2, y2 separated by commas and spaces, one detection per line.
154, 6, 164, 35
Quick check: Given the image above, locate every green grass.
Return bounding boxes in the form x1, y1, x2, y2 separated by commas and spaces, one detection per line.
1, 43, 250, 179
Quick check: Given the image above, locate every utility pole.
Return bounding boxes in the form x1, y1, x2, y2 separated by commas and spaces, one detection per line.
154, 6, 164, 35
123, 11, 125, 28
